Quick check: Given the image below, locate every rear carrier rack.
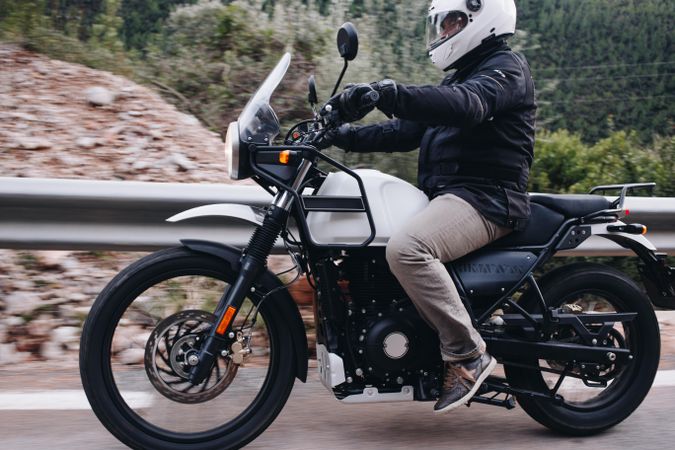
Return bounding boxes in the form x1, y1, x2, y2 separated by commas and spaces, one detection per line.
589, 182, 656, 210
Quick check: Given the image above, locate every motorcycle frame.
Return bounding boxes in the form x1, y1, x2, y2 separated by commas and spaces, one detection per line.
179, 142, 667, 403
256, 147, 649, 342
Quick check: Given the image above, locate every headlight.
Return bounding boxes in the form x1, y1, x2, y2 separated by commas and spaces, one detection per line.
225, 121, 240, 180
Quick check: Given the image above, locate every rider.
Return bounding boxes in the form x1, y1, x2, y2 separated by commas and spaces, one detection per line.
319, 0, 536, 413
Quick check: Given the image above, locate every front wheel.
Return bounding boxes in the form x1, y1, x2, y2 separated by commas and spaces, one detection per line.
80, 247, 296, 449
505, 263, 660, 435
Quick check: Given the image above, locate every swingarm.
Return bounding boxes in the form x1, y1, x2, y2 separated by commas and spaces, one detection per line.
483, 310, 635, 366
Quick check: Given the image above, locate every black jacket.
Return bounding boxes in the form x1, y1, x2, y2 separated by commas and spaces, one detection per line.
338, 40, 537, 230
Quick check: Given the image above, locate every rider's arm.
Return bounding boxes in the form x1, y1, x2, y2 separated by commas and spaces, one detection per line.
335, 118, 426, 153
382, 53, 529, 127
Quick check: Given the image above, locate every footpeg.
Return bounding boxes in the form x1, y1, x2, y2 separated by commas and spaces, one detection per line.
468, 392, 517, 409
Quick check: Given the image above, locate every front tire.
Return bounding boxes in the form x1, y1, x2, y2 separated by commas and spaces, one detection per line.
505, 263, 660, 435
80, 247, 296, 449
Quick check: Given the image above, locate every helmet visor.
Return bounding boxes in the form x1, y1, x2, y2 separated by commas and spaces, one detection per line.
427, 11, 469, 51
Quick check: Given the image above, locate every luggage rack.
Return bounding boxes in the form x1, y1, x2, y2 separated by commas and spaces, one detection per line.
589, 182, 656, 209
584, 182, 656, 221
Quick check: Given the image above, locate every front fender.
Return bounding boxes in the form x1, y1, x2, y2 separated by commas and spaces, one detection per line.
168, 204, 265, 226
181, 239, 309, 382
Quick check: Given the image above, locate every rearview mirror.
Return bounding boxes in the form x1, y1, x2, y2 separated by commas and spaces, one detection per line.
308, 75, 318, 105
337, 22, 359, 61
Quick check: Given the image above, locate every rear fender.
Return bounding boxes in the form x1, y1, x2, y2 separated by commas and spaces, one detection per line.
589, 221, 656, 252
181, 239, 308, 382
590, 222, 674, 309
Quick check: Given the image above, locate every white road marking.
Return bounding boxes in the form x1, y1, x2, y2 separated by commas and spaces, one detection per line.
654, 370, 675, 387
0, 390, 153, 410
1, 371, 675, 410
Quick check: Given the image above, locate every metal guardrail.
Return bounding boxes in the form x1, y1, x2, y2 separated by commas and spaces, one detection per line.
0, 177, 673, 256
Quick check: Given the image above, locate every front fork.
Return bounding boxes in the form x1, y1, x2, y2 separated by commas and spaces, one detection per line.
189, 160, 311, 384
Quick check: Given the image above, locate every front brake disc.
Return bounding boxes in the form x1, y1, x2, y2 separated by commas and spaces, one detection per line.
144, 310, 238, 404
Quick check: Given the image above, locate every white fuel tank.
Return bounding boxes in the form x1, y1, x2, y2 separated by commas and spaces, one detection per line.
306, 169, 429, 246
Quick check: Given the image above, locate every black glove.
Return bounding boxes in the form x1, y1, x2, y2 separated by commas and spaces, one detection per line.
370, 79, 398, 118
313, 124, 355, 151
322, 83, 380, 123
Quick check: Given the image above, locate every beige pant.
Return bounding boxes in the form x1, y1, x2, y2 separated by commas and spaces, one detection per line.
386, 194, 511, 362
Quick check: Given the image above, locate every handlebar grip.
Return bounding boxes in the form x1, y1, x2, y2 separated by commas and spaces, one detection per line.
361, 90, 380, 108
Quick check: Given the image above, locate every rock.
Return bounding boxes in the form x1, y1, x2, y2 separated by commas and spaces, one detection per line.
4, 316, 25, 327
52, 326, 80, 345
131, 159, 153, 171
40, 340, 66, 361
16, 136, 52, 150
0, 343, 31, 365
85, 86, 116, 106
168, 152, 197, 171
75, 136, 98, 148
131, 331, 151, 348
178, 113, 200, 126
72, 306, 92, 316
4, 291, 42, 315
32, 62, 50, 75
34, 251, 73, 270
117, 348, 146, 365
40, 341, 67, 361
123, 145, 144, 155
112, 333, 133, 354
28, 315, 54, 337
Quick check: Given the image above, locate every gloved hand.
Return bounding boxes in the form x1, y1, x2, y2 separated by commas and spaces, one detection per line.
322, 83, 380, 123
313, 124, 355, 151
369, 79, 398, 118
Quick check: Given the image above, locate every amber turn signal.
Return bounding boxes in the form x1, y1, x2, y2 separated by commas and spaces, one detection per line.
607, 223, 648, 235
279, 150, 291, 165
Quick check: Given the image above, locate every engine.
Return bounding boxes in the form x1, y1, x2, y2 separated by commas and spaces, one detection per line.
334, 251, 441, 395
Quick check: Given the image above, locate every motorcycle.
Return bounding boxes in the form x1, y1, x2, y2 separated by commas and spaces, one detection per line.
80, 23, 675, 449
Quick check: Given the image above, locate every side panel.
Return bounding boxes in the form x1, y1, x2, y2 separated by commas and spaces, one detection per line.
453, 250, 538, 297
306, 169, 429, 246
180, 239, 308, 382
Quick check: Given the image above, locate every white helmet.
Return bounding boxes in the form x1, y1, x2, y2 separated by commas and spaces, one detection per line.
427, 0, 517, 71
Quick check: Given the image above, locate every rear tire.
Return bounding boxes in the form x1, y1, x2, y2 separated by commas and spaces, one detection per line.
80, 247, 296, 449
505, 263, 660, 435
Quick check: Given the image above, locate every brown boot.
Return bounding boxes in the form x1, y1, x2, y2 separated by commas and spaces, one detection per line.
434, 352, 496, 414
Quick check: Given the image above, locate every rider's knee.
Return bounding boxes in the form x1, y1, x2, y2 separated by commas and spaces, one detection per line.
386, 231, 423, 272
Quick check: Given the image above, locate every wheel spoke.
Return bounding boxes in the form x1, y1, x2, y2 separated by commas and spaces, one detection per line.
157, 366, 177, 376
200, 370, 213, 393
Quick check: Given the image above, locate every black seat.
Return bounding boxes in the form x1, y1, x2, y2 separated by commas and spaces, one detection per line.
530, 194, 612, 218
490, 202, 565, 248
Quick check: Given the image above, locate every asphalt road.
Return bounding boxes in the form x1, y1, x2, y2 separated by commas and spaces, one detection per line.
1, 366, 674, 450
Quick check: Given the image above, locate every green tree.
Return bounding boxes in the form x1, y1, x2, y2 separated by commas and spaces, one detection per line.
119, 0, 196, 50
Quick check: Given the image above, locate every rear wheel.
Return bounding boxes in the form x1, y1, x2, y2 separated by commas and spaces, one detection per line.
80, 247, 296, 449
505, 263, 660, 435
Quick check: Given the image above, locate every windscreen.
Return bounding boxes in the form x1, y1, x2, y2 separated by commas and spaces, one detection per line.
238, 53, 291, 145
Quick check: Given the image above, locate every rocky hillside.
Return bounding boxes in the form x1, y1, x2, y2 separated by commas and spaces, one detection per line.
0, 44, 227, 182
0, 45, 314, 367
